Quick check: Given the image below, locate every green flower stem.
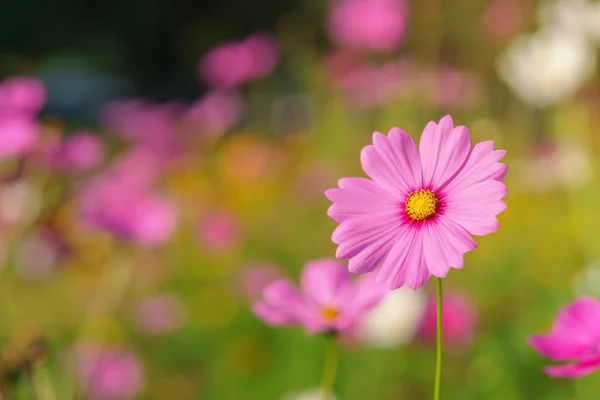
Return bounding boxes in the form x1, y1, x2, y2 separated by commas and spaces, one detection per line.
434, 277, 443, 400
320, 335, 339, 400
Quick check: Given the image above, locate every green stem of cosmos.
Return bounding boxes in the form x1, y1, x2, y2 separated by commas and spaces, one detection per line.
320, 335, 339, 400
434, 277, 443, 400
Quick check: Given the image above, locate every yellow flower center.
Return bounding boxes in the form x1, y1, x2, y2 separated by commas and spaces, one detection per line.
405, 189, 439, 221
321, 306, 340, 322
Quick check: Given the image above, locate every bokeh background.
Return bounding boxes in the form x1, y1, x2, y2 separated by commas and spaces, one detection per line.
1, 0, 600, 399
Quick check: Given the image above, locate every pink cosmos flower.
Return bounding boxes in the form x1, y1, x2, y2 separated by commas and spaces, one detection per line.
74, 344, 144, 399
135, 294, 185, 336
200, 33, 279, 88
79, 167, 178, 246
253, 258, 387, 334
183, 90, 244, 141
325, 115, 507, 290
418, 290, 477, 348
44, 132, 104, 172
328, 0, 408, 53
197, 210, 241, 253
529, 296, 600, 378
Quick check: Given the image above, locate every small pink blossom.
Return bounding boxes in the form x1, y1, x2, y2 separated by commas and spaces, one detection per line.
328, 0, 408, 52
197, 210, 241, 253
482, 0, 526, 38
236, 263, 283, 300
44, 132, 104, 172
0, 77, 46, 114
74, 344, 144, 400
253, 258, 387, 335
135, 294, 185, 335
183, 90, 244, 140
326, 115, 507, 290
199, 33, 279, 88
418, 290, 477, 348
529, 296, 600, 378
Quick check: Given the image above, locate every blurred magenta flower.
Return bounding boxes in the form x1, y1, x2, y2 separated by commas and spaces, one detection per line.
0, 77, 46, 114
482, 0, 526, 38
197, 210, 241, 253
135, 293, 185, 335
44, 132, 104, 173
0, 77, 46, 160
75, 344, 144, 399
79, 167, 178, 246
183, 90, 244, 140
199, 33, 279, 88
236, 262, 283, 300
253, 258, 386, 335
328, 0, 408, 52
529, 296, 600, 378
418, 290, 477, 348
326, 115, 507, 290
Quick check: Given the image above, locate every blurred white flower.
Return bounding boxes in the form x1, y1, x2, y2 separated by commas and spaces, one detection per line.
517, 140, 593, 192
539, 0, 600, 44
280, 388, 336, 400
496, 27, 596, 107
572, 261, 600, 297
354, 286, 426, 348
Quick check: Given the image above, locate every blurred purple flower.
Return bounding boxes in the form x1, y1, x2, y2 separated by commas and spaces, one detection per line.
74, 344, 144, 400
529, 296, 600, 378
135, 293, 185, 336
328, 0, 408, 52
0, 77, 46, 160
236, 262, 283, 301
44, 132, 104, 173
197, 210, 241, 253
253, 258, 387, 335
183, 90, 244, 140
79, 163, 178, 246
199, 33, 279, 88
418, 290, 477, 348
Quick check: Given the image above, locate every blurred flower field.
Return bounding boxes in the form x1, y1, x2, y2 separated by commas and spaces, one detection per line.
1, 0, 600, 399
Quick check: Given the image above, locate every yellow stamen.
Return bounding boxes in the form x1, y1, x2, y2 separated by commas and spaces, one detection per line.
321, 306, 340, 322
405, 189, 439, 221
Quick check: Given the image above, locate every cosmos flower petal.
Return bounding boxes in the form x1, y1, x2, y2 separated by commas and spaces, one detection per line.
253, 279, 307, 324
301, 259, 351, 305
423, 217, 477, 278
333, 214, 401, 259
444, 180, 507, 235
376, 227, 430, 290
550, 296, 600, 343
528, 334, 591, 361
252, 302, 295, 325
419, 115, 471, 189
325, 177, 400, 223
347, 233, 398, 274
360, 128, 421, 195
442, 141, 507, 193
344, 272, 387, 316
544, 357, 600, 378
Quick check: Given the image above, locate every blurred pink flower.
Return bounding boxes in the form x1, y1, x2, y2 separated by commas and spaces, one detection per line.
75, 344, 144, 400
44, 132, 104, 173
482, 0, 526, 38
183, 90, 244, 140
197, 210, 240, 253
418, 290, 477, 348
253, 258, 387, 335
0, 77, 45, 160
0, 77, 46, 114
108, 147, 164, 190
420, 66, 482, 109
326, 115, 507, 290
135, 294, 185, 335
79, 166, 178, 246
529, 296, 600, 378
236, 262, 283, 300
328, 0, 408, 52
199, 33, 279, 88
99, 100, 182, 160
